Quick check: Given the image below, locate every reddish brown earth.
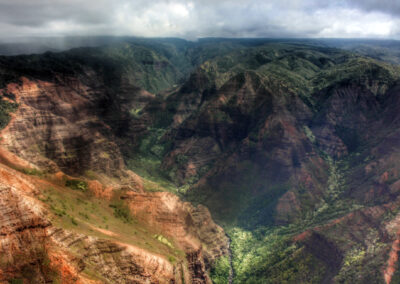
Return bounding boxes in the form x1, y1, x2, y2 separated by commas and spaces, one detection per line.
0, 76, 228, 283
135, 51, 400, 282
124, 191, 229, 282
2, 42, 400, 283
1, 77, 126, 178
291, 201, 400, 283
384, 212, 400, 284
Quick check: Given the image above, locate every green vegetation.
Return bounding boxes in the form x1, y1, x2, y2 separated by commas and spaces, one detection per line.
65, 179, 88, 191
125, 126, 180, 194
126, 42, 400, 283
228, 227, 326, 283
37, 185, 184, 264
210, 256, 230, 284
342, 246, 366, 267
154, 234, 174, 248
168, 255, 176, 263
0, 96, 17, 129
335, 238, 388, 283
9, 279, 23, 284
3, 39, 398, 283
20, 168, 44, 176
326, 157, 345, 202
303, 125, 316, 144
71, 216, 78, 226
218, 150, 382, 283
129, 107, 143, 118
391, 259, 400, 284
109, 201, 134, 224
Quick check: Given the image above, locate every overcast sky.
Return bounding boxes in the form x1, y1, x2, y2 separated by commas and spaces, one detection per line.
0, 0, 399, 40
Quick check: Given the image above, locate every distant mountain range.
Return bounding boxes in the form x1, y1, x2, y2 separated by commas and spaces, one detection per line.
0, 37, 400, 283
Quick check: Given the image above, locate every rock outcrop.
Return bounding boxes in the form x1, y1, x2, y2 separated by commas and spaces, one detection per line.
2, 40, 400, 283
49, 228, 178, 284
0, 142, 225, 283
1, 77, 126, 178
124, 191, 229, 282
0, 71, 228, 282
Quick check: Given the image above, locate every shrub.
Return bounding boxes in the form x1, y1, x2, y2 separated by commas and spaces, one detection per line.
210, 256, 230, 284
65, 179, 88, 191
0, 99, 18, 129
21, 168, 43, 176
154, 234, 174, 248
9, 279, 23, 284
70, 217, 78, 226
109, 202, 133, 223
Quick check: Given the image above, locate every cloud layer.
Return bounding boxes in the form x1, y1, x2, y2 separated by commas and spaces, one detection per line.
0, 0, 398, 39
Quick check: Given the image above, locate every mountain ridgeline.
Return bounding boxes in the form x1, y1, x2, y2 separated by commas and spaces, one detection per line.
1, 38, 400, 283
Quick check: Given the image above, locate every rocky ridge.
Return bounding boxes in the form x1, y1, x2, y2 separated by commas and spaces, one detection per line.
1, 39, 400, 283
0, 60, 228, 283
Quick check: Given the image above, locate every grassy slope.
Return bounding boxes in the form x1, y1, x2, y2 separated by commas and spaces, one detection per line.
30, 173, 185, 281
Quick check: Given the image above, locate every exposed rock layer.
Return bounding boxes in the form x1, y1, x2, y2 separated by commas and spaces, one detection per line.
0, 74, 227, 283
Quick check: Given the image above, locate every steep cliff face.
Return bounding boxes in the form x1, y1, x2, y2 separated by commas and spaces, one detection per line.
49, 228, 178, 283
0, 154, 89, 283
0, 122, 225, 283
128, 43, 400, 282
1, 39, 400, 283
124, 191, 229, 266
0, 171, 51, 283
0, 158, 181, 283
1, 77, 126, 177
0, 43, 230, 283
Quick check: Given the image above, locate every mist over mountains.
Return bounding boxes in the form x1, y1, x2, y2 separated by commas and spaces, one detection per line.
1, 0, 400, 283
0, 36, 400, 283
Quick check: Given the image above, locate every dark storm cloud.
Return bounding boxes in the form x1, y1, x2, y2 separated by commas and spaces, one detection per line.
0, 0, 398, 39
0, 0, 115, 26
346, 0, 400, 16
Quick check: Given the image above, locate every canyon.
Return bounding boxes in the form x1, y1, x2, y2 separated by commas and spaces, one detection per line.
0, 38, 400, 283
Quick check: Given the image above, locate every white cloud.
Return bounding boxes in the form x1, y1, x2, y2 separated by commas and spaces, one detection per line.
315, 8, 395, 38
0, 0, 399, 39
